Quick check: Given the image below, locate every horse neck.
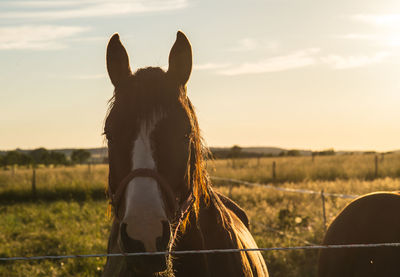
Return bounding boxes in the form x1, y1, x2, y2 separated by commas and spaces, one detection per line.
171, 188, 246, 276
176, 188, 233, 244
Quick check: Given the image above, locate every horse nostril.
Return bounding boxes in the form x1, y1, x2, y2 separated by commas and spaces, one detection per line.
120, 223, 146, 253
156, 220, 171, 251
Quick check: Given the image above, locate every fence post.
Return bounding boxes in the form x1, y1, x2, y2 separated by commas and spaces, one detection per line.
32, 167, 37, 196
272, 161, 276, 180
374, 155, 378, 179
228, 185, 233, 198
321, 189, 327, 232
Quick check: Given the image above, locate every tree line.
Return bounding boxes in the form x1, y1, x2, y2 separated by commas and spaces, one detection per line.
211, 146, 337, 159
0, 148, 91, 168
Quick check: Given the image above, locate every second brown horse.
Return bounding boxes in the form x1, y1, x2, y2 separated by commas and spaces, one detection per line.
318, 191, 400, 277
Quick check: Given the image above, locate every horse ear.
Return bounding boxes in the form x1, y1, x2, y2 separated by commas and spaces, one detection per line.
106, 33, 132, 87
167, 31, 192, 86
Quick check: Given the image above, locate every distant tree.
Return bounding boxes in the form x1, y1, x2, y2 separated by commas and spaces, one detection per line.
71, 149, 91, 164
0, 155, 5, 169
49, 151, 67, 166
19, 153, 33, 167
287, 149, 301, 157
312, 149, 335, 156
278, 151, 286, 157
320, 149, 335, 156
30, 148, 50, 166
229, 145, 242, 158
4, 151, 22, 166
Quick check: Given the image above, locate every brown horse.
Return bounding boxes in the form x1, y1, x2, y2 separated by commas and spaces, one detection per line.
318, 192, 400, 277
101, 31, 269, 277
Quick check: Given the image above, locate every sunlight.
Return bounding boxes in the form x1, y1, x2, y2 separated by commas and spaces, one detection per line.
385, 32, 400, 46
354, 14, 400, 27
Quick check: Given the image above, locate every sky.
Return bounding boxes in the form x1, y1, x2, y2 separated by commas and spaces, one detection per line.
1, 0, 400, 151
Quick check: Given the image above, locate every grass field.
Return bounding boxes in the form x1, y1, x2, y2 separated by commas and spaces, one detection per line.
1, 153, 400, 276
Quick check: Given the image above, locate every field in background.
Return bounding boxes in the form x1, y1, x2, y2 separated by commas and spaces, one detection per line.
1, 153, 400, 276
208, 152, 400, 183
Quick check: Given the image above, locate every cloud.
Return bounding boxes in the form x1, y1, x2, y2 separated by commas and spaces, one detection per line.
194, 63, 232, 70
336, 33, 400, 47
337, 34, 380, 40
199, 49, 389, 75
228, 38, 279, 52
0, 25, 90, 50
0, 0, 188, 20
352, 14, 400, 27
218, 48, 319, 76
2, 1, 89, 8
347, 14, 400, 46
321, 52, 390, 69
71, 73, 106, 80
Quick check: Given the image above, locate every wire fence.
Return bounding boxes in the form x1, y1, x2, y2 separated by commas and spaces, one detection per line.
2, 243, 400, 261
0, 176, 381, 263
210, 176, 359, 199
260, 225, 315, 246
211, 176, 363, 235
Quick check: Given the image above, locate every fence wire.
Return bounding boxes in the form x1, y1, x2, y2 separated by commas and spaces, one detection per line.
211, 176, 359, 199
2, 243, 400, 261
0, 177, 375, 263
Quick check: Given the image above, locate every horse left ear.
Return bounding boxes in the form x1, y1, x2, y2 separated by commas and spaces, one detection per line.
106, 33, 132, 88
167, 31, 192, 86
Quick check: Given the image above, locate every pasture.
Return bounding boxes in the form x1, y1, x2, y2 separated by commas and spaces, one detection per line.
1, 153, 400, 276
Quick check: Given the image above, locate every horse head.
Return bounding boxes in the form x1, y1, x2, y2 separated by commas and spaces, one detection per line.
104, 31, 200, 275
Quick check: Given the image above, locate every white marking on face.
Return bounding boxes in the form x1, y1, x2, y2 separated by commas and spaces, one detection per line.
122, 114, 168, 252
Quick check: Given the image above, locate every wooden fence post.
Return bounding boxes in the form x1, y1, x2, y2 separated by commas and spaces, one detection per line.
32, 167, 37, 196
272, 161, 276, 180
374, 155, 378, 179
321, 189, 327, 232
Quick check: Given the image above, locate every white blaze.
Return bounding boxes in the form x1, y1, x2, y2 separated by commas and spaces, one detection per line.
122, 115, 167, 252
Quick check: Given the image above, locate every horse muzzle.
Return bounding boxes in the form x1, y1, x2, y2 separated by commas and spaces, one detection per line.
120, 221, 171, 274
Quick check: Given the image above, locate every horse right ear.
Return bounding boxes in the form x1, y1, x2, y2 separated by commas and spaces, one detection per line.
167, 31, 192, 87
106, 33, 132, 88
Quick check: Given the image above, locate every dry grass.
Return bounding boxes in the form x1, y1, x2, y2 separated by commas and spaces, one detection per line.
215, 178, 400, 276
207, 153, 400, 183
0, 154, 400, 276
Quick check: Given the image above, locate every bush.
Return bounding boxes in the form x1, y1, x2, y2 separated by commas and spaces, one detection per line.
71, 149, 91, 165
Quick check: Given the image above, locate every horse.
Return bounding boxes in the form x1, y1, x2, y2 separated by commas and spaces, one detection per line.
318, 191, 400, 277
101, 31, 269, 277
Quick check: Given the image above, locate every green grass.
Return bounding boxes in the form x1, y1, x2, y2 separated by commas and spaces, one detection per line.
0, 201, 110, 277
0, 165, 110, 277
1, 156, 400, 276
